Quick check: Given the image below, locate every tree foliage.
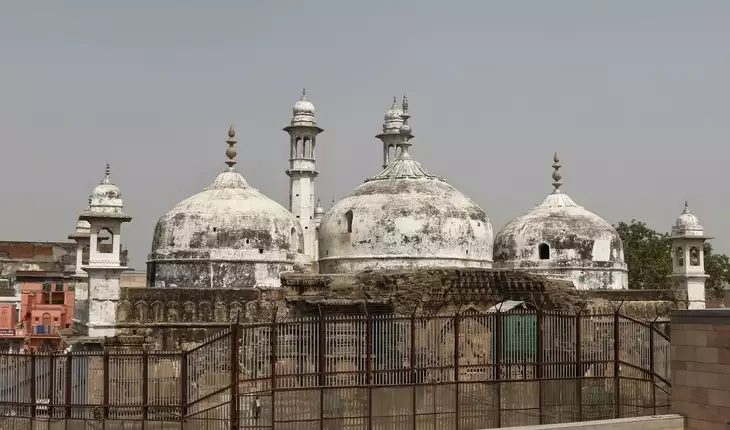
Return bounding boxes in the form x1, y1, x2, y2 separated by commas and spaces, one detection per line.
614, 219, 730, 294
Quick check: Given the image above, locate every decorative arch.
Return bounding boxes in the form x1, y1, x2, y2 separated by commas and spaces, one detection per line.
151, 301, 165, 322
214, 302, 228, 322
198, 301, 213, 322
116, 301, 132, 323
345, 210, 354, 233
135, 301, 149, 323
538, 243, 550, 260
166, 302, 181, 322
182, 302, 197, 322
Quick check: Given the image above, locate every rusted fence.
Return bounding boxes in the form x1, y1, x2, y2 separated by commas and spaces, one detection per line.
0, 310, 670, 429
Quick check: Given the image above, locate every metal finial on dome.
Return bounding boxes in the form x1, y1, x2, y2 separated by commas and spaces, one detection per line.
88, 195, 92, 206
402, 94, 409, 113
101, 163, 112, 185
683, 200, 690, 214
391, 96, 397, 107
225, 125, 237, 169
551, 152, 562, 193
396, 94, 413, 160
301, 88, 307, 100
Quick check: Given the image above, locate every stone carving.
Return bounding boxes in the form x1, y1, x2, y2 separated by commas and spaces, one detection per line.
166, 302, 180, 322
198, 301, 213, 322
182, 301, 196, 322
214, 302, 228, 322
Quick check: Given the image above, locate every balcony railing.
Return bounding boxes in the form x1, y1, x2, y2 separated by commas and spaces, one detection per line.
31, 325, 56, 335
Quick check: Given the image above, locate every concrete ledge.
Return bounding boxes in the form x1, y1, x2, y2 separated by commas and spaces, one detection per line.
672, 308, 730, 325
488, 414, 684, 430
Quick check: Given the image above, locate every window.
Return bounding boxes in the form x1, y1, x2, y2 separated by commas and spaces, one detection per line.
54, 283, 64, 292
345, 210, 353, 233
538, 243, 550, 260
690, 247, 701, 266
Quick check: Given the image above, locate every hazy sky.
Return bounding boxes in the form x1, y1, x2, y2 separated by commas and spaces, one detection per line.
2, 1, 729, 269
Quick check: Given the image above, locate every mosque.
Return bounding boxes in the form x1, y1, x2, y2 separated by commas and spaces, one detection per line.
64, 91, 710, 344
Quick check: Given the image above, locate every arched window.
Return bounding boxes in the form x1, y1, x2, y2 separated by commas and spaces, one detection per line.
96, 228, 114, 254
690, 247, 701, 266
676, 247, 684, 267
345, 210, 353, 233
538, 243, 550, 260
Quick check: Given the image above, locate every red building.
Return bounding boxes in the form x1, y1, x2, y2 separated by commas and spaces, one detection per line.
0, 271, 75, 352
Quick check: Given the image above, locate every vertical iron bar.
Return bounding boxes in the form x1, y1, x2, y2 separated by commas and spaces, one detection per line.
49, 354, 55, 419
65, 352, 72, 421
30, 349, 36, 419
142, 349, 148, 430
576, 313, 583, 422
103, 349, 110, 421
365, 314, 373, 430
410, 314, 417, 430
231, 323, 240, 430
649, 322, 656, 415
271, 319, 278, 429
613, 311, 621, 418
454, 313, 460, 430
180, 347, 188, 422
495, 311, 503, 428
318, 317, 326, 430
536, 310, 543, 425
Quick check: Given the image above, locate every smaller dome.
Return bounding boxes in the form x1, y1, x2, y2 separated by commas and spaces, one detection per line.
291, 89, 317, 127
90, 164, 124, 214
672, 201, 704, 236
382, 96, 404, 134
314, 199, 326, 215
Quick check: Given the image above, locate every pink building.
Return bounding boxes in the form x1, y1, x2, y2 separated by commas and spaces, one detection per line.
0, 271, 74, 352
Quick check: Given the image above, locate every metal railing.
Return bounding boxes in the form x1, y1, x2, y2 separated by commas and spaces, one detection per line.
0, 309, 671, 429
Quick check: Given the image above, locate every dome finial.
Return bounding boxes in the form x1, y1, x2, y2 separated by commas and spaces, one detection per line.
683, 200, 690, 214
396, 94, 413, 160
551, 152, 562, 193
88, 195, 92, 207
392, 96, 397, 107
301, 88, 307, 100
402, 94, 409, 113
101, 163, 112, 185
225, 124, 237, 169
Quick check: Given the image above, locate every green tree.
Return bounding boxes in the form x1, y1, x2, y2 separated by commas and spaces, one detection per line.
614, 220, 730, 294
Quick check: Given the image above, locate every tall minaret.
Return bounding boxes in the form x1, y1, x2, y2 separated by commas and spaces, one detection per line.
284, 89, 323, 260
375, 96, 404, 169
68, 195, 91, 331
669, 201, 712, 309
79, 164, 132, 338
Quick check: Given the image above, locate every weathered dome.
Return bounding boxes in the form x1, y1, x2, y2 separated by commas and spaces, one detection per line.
291, 89, 316, 127
493, 154, 627, 290
672, 202, 704, 236
148, 126, 304, 289
382, 97, 404, 132
90, 164, 124, 214
318, 103, 493, 274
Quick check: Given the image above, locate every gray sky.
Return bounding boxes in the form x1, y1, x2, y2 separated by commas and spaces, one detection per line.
2, 1, 729, 269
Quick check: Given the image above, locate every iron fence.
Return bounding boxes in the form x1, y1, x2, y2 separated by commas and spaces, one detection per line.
0, 310, 671, 429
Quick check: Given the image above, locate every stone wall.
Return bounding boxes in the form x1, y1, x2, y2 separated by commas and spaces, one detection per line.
671, 309, 730, 429
488, 414, 684, 430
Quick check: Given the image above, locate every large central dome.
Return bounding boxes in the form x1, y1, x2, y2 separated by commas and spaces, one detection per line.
318, 98, 493, 274
149, 126, 304, 288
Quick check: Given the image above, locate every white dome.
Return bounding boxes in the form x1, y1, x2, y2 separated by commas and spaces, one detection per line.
149, 127, 304, 288
382, 97, 404, 133
90, 164, 124, 214
672, 202, 704, 236
493, 154, 627, 290
290, 89, 317, 127
318, 115, 492, 274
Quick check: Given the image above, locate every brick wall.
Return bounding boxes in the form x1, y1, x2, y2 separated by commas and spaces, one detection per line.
671, 309, 730, 429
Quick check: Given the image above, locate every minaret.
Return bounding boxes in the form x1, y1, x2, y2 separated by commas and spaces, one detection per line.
313, 198, 326, 259
284, 89, 323, 261
79, 164, 132, 338
68, 196, 92, 331
376, 96, 404, 169
668, 201, 712, 309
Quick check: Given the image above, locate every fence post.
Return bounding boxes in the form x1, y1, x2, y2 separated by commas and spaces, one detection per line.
28, 349, 36, 419
49, 354, 56, 419
65, 351, 72, 421
318, 314, 325, 430
536, 310, 543, 425
103, 349, 110, 421
495, 309, 502, 428
271, 316, 278, 429
649, 319, 657, 415
180, 346, 188, 422
454, 312, 460, 430
575, 311, 583, 422
613, 308, 621, 418
410, 313, 417, 430
365, 313, 373, 430
230, 323, 240, 430
141, 349, 148, 429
